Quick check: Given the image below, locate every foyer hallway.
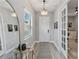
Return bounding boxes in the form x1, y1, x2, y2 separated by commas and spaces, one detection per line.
0, 0, 78, 59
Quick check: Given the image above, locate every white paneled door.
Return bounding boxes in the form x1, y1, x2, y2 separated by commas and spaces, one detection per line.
39, 16, 50, 42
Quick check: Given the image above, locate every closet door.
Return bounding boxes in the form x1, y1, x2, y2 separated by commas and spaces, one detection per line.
61, 6, 68, 58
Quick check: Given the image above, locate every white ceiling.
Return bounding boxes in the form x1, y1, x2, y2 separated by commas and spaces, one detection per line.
29, 0, 63, 12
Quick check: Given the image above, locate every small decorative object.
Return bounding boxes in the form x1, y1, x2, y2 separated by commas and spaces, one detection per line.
17, 44, 26, 51
55, 22, 58, 29
54, 21, 58, 29
7, 24, 13, 32
68, 22, 72, 27
68, 33, 70, 36
14, 25, 18, 31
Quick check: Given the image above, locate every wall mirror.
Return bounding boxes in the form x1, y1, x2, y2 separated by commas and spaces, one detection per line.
0, 0, 20, 56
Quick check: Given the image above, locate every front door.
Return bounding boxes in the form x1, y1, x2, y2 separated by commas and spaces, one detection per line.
39, 16, 50, 42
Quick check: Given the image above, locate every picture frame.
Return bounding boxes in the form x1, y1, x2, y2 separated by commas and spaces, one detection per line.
54, 21, 58, 29
14, 25, 18, 31
68, 22, 72, 27
55, 22, 58, 29
7, 24, 13, 32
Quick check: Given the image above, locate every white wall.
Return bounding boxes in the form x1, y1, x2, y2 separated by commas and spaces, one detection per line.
49, 13, 54, 41
52, 1, 68, 58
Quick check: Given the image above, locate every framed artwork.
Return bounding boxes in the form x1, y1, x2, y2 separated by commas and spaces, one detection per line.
7, 24, 13, 32
55, 22, 58, 29
68, 22, 72, 27
14, 25, 18, 31
54, 21, 58, 29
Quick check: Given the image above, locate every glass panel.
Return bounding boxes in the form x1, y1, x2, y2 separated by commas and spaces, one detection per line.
64, 44, 66, 50
64, 37, 66, 43
62, 43, 63, 48
64, 9, 66, 15
64, 16, 66, 22
24, 10, 32, 37
64, 23, 66, 29
62, 37, 64, 41
62, 30, 64, 35
61, 8, 67, 51
62, 17, 63, 22
64, 30, 66, 36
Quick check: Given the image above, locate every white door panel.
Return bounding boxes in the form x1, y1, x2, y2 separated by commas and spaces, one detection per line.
39, 16, 50, 42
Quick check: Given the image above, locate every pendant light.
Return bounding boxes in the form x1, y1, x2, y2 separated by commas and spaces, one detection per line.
11, 12, 17, 17
41, 0, 48, 15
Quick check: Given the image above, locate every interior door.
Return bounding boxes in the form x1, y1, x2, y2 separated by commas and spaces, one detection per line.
39, 16, 50, 42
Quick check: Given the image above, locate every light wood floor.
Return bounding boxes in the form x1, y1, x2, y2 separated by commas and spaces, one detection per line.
36, 42, 66, 59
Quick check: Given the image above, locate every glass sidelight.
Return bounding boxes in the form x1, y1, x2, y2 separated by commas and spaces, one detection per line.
61, 8, 67, 51
61, 7, 68, 58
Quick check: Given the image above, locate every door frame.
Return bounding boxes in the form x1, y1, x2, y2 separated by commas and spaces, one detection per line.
39, 16, 50, 42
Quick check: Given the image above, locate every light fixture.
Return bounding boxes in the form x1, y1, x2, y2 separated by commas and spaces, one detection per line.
41, 8, 48, 15
41, 0, 48, 15
11, 12, 16, 17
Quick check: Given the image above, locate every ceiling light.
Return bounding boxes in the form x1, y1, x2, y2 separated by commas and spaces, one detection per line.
11, 13, 16, 17
41, 8, 48, 15
41, 0, 48, 15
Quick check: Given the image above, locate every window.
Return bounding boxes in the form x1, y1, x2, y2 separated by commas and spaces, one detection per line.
24, 9, 32, 38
